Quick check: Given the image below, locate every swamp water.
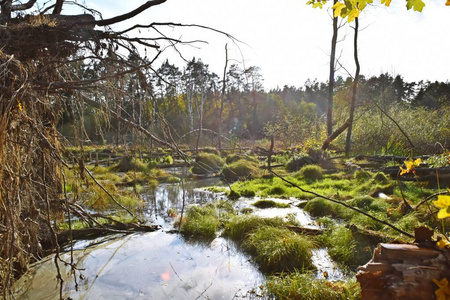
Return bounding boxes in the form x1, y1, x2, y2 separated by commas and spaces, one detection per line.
13, 176, 344, 299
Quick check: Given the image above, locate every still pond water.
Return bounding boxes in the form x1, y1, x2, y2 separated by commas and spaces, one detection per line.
13, 175, 344, 299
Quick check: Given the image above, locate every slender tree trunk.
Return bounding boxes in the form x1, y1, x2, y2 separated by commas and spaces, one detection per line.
218, 44, 228, 153
345, 17, 360, 157
195, 93, 205, 154
327, 1, 338, 136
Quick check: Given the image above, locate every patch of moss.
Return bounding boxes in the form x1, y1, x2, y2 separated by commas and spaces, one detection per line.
297, 165, 323, 181
253, 199, 290, 209
353, 169, 372, 181
372, 172, 390, 184
303, 198, 348, 219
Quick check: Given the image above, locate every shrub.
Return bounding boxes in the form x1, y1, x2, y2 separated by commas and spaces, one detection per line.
191, 152, 224, 175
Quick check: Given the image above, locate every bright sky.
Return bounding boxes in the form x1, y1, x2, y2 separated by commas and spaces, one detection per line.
84, 0, 450, 90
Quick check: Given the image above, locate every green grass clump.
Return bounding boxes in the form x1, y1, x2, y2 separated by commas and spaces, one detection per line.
372, 172, 390, 184
267, 184, 287, 196
112, 156, 147, 172
347, 196, 375, 209
253, 199, 290, 209
191, 152, 224, 175
180, 205, 220, 241
242, 226, 315, 273
353, 169, 372, 181
223, 215, 285, 242
317, 225, 374, 269
286, 156, 315, 172
266, 272, 361, 300
225, 154, 259, 164
303, 198, 347, 219
221, 159, 259, 181
298, 165, 323, 181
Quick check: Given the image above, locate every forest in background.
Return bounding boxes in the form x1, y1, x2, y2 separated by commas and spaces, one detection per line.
59, 56, 450, 155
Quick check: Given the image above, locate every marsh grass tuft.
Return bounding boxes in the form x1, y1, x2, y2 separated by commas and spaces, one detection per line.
223, 215, 286, 242
242, 226, 315, 273
266, 271, 361, 300
191, 152, 224, 175
221, 159, 259, 182
180, 205, 220, 241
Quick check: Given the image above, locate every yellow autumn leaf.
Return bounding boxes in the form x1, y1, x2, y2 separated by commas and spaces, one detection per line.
347, 8, 359, 22
332, 2, 346, 17
436, 239, 450, 249
438, 207, 450, 219
381, 0, 392, 6
17, 99, 23, 112
446, 0, 450, 6
433, 278, 450, 300
433, 195, 450, 209
400, 158, 422, 175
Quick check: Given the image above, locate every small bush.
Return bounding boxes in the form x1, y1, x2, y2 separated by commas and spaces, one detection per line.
298, 165, 323, 181
191, 152, 224, 175
242, 226, 315, 273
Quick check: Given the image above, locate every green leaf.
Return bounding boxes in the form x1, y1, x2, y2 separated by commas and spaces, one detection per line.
406, 0, 425, 12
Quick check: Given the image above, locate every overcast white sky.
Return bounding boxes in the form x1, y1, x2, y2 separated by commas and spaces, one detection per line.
83, 0, 450, 90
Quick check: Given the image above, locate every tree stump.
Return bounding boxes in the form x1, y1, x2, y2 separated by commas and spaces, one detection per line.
356, 243, 450, 299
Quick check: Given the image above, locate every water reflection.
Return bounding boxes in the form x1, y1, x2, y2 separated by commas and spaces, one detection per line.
14, 232, 266, 300
141, 177, 224, 228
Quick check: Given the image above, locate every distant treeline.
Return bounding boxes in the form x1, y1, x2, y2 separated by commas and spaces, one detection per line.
58, 57, 450, 155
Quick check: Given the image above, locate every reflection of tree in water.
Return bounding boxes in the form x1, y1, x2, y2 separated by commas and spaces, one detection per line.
143, 178, 222, 226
